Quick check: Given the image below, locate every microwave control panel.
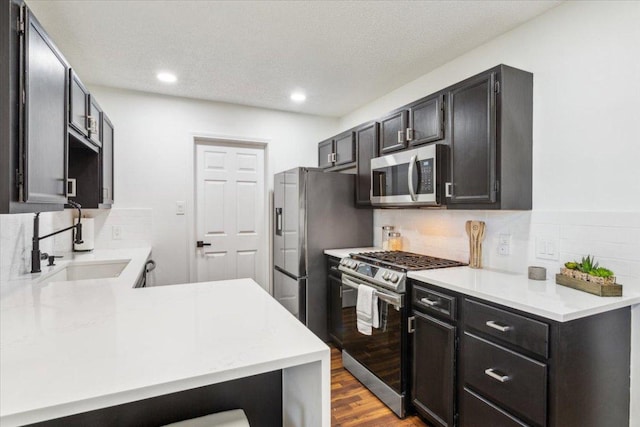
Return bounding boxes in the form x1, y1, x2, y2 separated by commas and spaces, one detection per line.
418, 159, 434, 194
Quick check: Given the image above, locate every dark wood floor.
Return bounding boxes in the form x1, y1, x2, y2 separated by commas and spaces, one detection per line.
331, 346, 429, 427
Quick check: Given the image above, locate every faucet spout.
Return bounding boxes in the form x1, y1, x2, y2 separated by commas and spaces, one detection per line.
31, 202, 84, 273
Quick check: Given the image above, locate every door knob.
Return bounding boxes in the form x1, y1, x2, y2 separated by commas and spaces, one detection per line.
196, 241, 211, 248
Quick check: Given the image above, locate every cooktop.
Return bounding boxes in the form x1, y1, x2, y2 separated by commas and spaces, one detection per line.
350, 251, 466, 271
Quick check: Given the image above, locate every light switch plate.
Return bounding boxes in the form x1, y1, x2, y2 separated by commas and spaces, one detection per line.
112, 225, 122, 240
176, 201, 186, 215
536, 237, 559, 260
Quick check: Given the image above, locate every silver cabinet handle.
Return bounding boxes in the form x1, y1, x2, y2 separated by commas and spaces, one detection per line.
406, 127, 414, 141
397, 130, 405, 144
408, 315, 415, 333
445, 182, 453, 197
407, 154, 417, 201
485, 368, 510, 383
420, 297, 438, 306
332, 152, 337, 163
486, 320, 512, 332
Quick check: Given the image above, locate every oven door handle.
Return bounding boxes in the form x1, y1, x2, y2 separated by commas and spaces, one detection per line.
342, 276, 403, 309
408, 154, 418, 201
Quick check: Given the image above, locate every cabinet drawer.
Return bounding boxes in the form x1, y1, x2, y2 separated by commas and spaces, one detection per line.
464, 299, 549, 358
413, 285, 456, 321
463, 332, 547, 426
460, 388, 528, 427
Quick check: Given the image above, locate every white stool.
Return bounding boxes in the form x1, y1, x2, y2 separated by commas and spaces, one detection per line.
163, 409, 250, 427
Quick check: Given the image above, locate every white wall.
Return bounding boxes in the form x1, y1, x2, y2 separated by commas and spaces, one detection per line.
340, 1, 640, 422
341, 1, 640, 212
86, 86, 338, 287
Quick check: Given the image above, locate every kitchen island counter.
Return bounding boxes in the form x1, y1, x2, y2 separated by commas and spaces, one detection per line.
0, 249, 329, 426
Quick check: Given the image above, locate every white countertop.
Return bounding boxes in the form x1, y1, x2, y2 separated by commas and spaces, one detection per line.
409, 267, 640, 322
324, 247, 640, 322
324, 247, 381, 259
0, 248, 329, 426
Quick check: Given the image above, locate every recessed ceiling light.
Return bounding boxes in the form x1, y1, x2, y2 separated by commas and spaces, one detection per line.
157, 72, 177, 83
290, 92, 306, 102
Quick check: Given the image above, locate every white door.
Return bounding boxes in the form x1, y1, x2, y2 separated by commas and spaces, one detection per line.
195, 143, 266, 287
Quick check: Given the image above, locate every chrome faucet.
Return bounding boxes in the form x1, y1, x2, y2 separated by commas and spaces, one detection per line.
31, 201, 84, 273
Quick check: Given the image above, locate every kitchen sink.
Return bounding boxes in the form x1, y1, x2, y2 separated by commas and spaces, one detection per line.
40, 259, 130, 283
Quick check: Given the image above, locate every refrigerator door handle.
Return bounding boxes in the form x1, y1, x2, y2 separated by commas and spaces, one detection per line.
275, 207, 283, 236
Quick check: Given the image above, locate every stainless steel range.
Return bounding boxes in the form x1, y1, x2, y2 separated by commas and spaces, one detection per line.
338, 251, 465, 418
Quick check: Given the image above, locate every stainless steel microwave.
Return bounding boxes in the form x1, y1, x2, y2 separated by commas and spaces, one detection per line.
370, 144, 445, 207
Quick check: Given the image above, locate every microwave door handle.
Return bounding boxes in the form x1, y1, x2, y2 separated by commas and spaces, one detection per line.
408, 154, 417, 201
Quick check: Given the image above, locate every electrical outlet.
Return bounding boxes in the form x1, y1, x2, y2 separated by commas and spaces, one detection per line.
498, 234, 510, 256
112, 225, 122, 240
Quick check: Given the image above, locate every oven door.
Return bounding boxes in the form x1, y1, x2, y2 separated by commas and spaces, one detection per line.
340, 274, 406, 395
370, 144, 440, 207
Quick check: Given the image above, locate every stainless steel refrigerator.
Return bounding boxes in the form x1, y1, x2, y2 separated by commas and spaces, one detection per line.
273, 168, 373, 341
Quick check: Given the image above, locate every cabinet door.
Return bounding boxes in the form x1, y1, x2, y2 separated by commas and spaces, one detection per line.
69, 70, 89, 137
334, 131, 355, 167
408, 95, 444, 147
101, 114, 114, 206
328, 275, 343, 347
355, 121, 378, 206
379, 110, 408, 154
448, 72, 497, 204
318, 138, 334, 169
22, 9, 69, 205
88, 95, 102, 147
412, 311, 456, 427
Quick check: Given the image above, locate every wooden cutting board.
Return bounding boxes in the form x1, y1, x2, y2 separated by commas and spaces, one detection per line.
465, 220, 486, 269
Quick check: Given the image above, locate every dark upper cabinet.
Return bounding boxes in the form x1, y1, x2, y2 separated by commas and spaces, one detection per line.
408, 94, 445, 147
318, 138, 334, 169
333, 130, 355, 167
379, 109, 408, 154
446, 66, 532, 210
2, 0, 67, 214
69, 70, 89, 138
101, 114, 114, 206
355, 121, 378, 206
317, 131, 356, 171
448, 72, 497, 205
87, 95, 102, 148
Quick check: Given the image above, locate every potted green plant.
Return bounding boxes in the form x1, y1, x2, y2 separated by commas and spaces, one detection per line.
560, 255, 616, 285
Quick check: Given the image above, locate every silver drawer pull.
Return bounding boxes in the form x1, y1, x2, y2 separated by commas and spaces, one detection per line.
486, 320, 512, 332
420, 297, 438, 306
485, 368, 510, 383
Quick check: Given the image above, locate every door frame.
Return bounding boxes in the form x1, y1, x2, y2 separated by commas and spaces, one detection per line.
187, 133, 270, 291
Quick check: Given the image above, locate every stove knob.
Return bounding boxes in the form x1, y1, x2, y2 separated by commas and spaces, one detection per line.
350, 261, 357, 269
390, 274, 399, 283
383, 272, 390, 280
340, 259, 346, 265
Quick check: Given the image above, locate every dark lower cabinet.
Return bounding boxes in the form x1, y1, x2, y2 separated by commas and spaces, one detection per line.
411, 311, 456, 427
409, 279, 631, 427
354, 121, 378, 206
327, 256, 344, 348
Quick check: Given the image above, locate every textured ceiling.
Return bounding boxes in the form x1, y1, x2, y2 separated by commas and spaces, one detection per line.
26, 0, 561, 117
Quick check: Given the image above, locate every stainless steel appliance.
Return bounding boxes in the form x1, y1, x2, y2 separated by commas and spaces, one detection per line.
273, 168, 373, 341
338, 251, 465, 417
371, 144, 446, 207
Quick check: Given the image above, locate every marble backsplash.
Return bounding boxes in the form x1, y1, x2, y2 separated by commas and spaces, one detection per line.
0, 208, 152, 282
374, 209, 640, 291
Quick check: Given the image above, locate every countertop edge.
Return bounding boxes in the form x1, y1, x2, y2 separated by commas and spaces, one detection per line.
408, 272, 640, 322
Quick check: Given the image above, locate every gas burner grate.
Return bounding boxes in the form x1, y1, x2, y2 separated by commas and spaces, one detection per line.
351, 251, 466, 271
